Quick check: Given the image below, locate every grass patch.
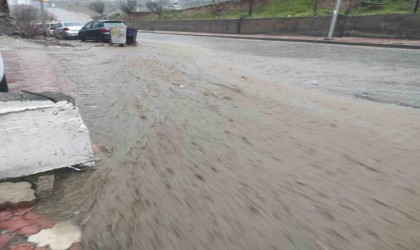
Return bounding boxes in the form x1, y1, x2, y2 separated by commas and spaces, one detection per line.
125, 0, 418, 21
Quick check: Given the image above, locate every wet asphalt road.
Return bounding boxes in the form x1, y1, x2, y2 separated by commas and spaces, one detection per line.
140, 32, 420, 108
23, 33, 419, 250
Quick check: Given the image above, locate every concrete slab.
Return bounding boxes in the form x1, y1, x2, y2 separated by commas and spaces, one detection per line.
0, 92, 94, 179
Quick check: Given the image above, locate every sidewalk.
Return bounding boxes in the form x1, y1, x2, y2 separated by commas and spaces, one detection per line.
0, 36, 94, 179
2, 47, 70, 94
143, 31, 420, 49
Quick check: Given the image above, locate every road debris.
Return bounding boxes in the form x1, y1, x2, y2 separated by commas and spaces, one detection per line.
0, 182, 36, 209
28, 222, 81, 250
35, 175, 55, 200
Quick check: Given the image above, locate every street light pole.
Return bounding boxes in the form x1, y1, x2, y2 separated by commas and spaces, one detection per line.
326, 0, 341, 40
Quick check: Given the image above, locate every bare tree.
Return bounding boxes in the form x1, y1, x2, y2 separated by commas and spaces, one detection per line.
120, 0, 137, 20
89, 1, 105, 14
340, 0, 356, 37
248, 0, 254, 16
146, 1, 163, 20
414, 0, 420, 13
14, 5, 38, 38
210, 1, 223, 16
313, 0, 319, 16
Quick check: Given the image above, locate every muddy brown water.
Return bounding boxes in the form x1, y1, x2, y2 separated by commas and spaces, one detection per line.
6, 35, 420, 250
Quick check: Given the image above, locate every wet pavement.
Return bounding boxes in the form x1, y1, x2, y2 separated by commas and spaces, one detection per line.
2, 45, 69, 94
2, 23, 420, 249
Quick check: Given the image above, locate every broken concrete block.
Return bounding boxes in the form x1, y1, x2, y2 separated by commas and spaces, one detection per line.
28, 222, 81, 250
0, 93, 94, 179
35, 175, 55, 200
0, 182, 36, 209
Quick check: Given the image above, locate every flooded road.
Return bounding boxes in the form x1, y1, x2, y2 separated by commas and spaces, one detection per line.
22, 34, 420, 250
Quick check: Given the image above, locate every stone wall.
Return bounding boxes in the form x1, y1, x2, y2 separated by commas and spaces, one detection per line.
128, 19, 240, 34
239, 16, 332, 36
127, 14, 420, 39
343, 14, 420, 39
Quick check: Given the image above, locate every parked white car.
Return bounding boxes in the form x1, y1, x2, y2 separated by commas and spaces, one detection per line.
53, 22, 83, 39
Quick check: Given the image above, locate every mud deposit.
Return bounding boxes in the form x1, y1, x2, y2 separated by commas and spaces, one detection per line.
4, 34, 420, 250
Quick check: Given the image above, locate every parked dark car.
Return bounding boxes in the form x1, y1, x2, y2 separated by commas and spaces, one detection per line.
78, 20, 127, 42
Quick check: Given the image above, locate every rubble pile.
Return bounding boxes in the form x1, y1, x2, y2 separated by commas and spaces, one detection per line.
0, 181, 82, 250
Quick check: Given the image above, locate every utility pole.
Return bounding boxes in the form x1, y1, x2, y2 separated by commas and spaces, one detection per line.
40, 0, 46, 38
326, 0, 341, 40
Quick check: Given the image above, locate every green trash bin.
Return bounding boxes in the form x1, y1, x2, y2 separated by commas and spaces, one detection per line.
126, 28, 138, 45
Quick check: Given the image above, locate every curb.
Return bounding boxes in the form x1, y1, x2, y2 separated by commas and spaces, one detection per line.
141, 31, 420, 50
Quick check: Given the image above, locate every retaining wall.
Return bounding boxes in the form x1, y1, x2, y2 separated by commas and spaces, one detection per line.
127, 14, 420, 39
344, 14, 420, 39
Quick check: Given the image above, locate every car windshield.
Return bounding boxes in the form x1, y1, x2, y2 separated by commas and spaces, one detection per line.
64, 22, 82, 26
104, 22, 126, 28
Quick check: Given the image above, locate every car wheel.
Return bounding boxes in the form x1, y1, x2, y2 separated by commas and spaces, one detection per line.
80, 35, 86, 41
0, 75, 8, 92
96, 34, 102, 42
